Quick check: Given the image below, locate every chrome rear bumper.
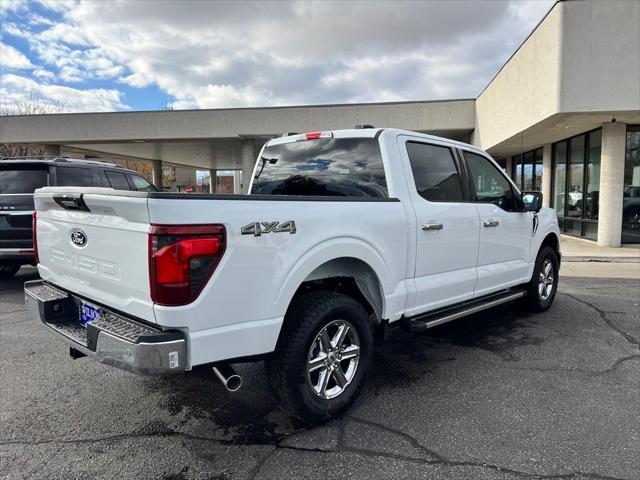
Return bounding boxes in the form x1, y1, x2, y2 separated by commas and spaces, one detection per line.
24, 280, 187, 375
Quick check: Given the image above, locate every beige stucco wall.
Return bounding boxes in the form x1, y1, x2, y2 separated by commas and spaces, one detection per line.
473, 0, 640, 153
472, 2, 563, 151
560, 0, 640, 114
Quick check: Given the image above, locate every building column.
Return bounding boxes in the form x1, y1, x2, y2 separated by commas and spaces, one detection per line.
240, 139, 256, 194
151, 159, 163, 190
541, 143, 552, 208
209, 169, 217, 193
597, 122, 626, 247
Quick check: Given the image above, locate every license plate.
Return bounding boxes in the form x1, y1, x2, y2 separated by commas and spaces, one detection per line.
80, 302, 101, 327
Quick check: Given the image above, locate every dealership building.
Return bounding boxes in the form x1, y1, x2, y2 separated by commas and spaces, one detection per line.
1, 0, 639, 246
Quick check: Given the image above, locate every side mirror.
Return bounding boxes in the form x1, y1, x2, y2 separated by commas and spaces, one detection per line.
521, 191, 543, 212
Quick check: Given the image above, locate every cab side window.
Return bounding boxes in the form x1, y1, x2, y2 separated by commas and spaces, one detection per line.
463, 151, 517, 211
406, 142, 463, 202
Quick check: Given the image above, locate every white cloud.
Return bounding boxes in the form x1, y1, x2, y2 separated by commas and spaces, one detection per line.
1, 0, 555, 111
0, 41, 34, 69
0, 0, 26, 15
33, 67, 55, 80
0, 73, 128, 112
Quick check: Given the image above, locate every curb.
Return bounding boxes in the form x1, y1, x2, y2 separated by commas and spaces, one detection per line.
562, 257, 640, 263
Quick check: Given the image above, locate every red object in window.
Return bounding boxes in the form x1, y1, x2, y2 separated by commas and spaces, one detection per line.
148, 224, 226, 306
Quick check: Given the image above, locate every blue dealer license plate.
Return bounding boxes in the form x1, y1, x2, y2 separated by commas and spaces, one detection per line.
80, 302, 101, 327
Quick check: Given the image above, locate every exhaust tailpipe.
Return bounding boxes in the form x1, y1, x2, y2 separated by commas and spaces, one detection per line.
212, 364, 242, 392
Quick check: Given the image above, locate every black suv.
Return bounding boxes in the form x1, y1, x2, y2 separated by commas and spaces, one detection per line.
0, 157, 157, 278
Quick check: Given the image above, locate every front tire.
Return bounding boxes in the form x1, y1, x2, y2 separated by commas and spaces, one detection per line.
524, 246, 559, 312
266, 291, 374, 423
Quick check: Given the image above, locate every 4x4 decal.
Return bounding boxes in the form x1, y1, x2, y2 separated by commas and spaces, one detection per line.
241, 221, 297, 236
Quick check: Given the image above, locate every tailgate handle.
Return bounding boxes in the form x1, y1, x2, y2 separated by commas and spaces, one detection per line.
53, 195, 90, 212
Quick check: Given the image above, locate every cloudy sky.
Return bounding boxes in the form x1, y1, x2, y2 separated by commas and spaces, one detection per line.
0, 0, 553, 113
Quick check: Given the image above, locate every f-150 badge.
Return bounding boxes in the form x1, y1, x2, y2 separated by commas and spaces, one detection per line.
241, 221, 296, 236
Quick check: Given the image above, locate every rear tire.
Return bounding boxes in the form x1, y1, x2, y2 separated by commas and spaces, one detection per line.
524, 246, 559, 312
266, 291, 374, 423
0, 263, 20, 279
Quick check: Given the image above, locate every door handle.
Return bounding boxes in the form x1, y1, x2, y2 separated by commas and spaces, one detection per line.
483, 220, 500, 227
422, 223, 444, 231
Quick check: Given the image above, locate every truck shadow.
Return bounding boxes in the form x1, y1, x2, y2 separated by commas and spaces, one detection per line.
0, 265, 39, 293
152, 300, 542, 445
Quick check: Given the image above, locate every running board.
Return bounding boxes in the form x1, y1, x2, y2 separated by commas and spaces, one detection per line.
403, 290, 526, 333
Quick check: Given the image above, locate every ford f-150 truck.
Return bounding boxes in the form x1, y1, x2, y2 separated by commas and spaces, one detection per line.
25, 128, 561, 422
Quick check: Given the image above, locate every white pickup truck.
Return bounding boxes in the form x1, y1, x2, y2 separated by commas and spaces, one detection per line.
25, 128, 560, 422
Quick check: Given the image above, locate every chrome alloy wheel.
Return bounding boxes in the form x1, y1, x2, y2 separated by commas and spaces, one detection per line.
538, 258, 555, 300
306, 319, 361, 399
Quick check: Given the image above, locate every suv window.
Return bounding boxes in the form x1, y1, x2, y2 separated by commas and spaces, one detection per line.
463, 151, 517, 211
130, 174, 156, 192
251, 137, 388, 197
105, 171, 131, 190
406, 142, 463, 202
56, 166, 95, 187
0, 165, 48, 193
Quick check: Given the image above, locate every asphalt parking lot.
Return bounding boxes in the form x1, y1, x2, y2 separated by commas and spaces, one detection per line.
1, 264, 639, 480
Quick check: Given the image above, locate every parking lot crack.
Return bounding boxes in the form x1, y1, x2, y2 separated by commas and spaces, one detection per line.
340, 416, 629, 480
561, 293, 640, 350
346, 415, 445, 461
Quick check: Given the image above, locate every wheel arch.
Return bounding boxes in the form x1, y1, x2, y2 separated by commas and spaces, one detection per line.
295, 257, 385, 320
539, 231, 561, 264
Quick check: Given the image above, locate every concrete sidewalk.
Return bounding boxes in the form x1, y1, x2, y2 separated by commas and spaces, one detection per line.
560, 235, 640, 263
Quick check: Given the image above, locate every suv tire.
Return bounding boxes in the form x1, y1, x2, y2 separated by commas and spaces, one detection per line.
266, 291, 373, 423
524, 246, 559, 312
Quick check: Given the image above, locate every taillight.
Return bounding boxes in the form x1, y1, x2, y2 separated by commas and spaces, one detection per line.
148, 224, 226, 306
32, 211, 39, 264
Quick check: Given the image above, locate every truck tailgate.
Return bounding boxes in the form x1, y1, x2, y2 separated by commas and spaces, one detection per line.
34, 187, 155, 322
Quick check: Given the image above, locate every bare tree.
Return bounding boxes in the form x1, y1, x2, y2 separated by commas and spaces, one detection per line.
1, 94, 65, 159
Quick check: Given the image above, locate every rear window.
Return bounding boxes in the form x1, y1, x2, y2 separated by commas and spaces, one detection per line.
251, 137, 388, 197
0, 166, 48, 194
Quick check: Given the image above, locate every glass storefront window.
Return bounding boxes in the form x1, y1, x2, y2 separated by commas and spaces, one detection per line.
585, 130, 601, 220
534, 148, 543, 190
551, 129, 601, 240
523, 151, 534, 190
567, 135, 585, 218
511, 147, 542, 191
553, 141, 567, 219
622, 125, 640, 244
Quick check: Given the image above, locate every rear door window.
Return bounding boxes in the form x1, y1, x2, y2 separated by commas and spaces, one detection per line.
251, 137, 388, 197
105, 170, 132, 190
57, 167, 95, 187
406, 142, 464, 202
0, 166, 48, 193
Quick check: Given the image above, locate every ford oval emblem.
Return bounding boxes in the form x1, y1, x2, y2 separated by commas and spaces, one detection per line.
70, 229, 88, 247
